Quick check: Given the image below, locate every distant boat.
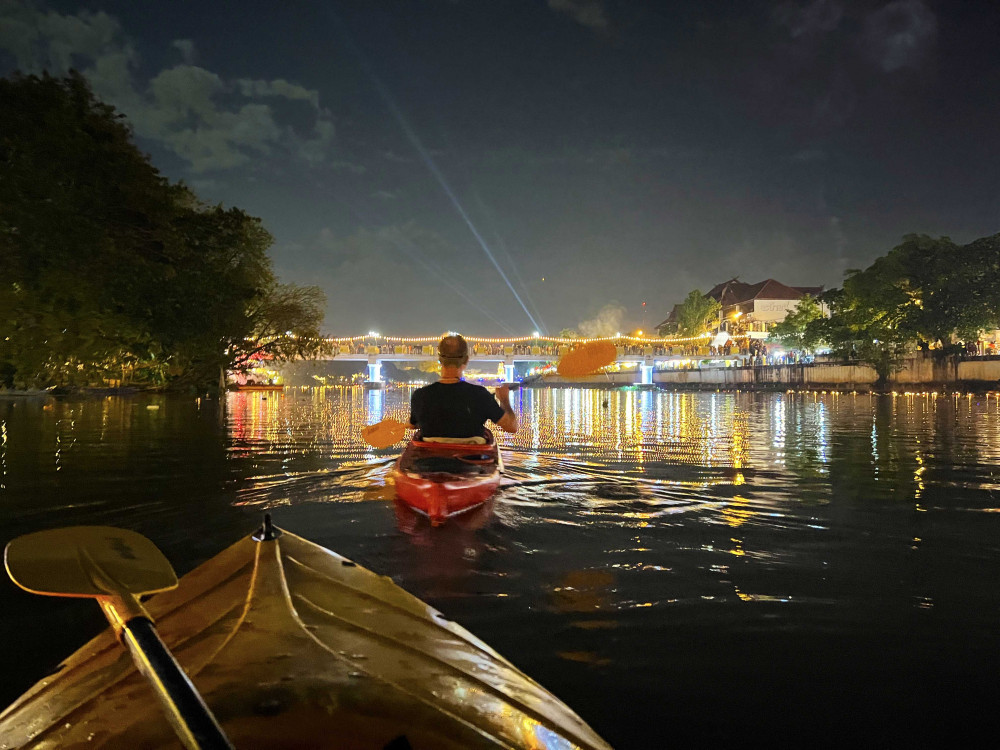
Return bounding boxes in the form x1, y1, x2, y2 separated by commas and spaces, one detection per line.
229, 383, 284, 392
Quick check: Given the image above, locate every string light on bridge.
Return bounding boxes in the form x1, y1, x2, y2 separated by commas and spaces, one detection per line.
323, 331, 715, 345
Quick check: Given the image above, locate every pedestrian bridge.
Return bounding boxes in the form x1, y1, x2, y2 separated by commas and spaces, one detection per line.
320, 333, 746, 386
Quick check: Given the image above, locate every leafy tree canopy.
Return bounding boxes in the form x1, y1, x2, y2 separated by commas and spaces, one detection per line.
769, 295, 826, 352
809, 232, 1000, 384
0, 71, 327, 390
674, 290, 720, 337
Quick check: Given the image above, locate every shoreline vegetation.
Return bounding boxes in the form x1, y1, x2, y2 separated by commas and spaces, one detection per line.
765, 234, 1000, 387
1, 72, 329, 393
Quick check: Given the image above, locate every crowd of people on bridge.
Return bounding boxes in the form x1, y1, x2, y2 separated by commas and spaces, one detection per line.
334, 340, 770, 358
339, 337, 1000, 363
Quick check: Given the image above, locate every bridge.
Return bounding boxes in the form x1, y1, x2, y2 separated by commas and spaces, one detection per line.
319, 332, 746, 386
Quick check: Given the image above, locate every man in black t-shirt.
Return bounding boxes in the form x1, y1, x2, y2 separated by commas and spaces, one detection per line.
407, 334, 518, 439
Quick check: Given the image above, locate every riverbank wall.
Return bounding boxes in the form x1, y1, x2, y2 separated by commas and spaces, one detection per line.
540, 355, 1000, 392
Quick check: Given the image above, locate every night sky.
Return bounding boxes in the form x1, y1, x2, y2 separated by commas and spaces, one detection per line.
2, 1, 998, 336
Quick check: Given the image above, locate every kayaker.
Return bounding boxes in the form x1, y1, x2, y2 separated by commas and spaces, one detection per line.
406, 334, 517, 441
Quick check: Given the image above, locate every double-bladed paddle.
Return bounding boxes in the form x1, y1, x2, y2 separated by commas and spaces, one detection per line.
5, 526, 233, 750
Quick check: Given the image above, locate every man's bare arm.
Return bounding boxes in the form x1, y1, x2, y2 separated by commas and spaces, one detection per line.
493, 385, 518, 434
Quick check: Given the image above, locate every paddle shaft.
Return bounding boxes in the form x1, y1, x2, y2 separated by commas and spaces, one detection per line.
4, 527, 233, 750
121, 616, 233, 750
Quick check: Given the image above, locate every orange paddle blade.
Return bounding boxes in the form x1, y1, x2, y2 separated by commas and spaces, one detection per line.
362, 418, 408, 448
556, 341, 618, 377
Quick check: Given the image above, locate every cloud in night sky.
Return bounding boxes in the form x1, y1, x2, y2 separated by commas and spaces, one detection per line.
864, 0, 937, 72
0, 1, 335, 172
764, 0, 940, 137
171, 38, 195, 64
547, 0, 609, 31
774, 0, 843, 38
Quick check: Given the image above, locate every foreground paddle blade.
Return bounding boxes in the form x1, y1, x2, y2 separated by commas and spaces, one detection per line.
362, 418, 408, 448
5, 526, 178, 598
557, 340, 618, 377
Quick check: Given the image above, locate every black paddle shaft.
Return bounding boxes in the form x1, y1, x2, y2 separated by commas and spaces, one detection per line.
124, 617, 234, 750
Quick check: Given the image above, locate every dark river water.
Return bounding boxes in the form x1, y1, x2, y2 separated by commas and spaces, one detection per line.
2, 386, 1000, 748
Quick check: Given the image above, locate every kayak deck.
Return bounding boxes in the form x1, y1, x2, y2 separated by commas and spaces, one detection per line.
0, 527, 612, 749
393, 435, 502, 525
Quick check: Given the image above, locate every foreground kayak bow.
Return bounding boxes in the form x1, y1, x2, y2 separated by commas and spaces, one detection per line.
1, 518, 613, 749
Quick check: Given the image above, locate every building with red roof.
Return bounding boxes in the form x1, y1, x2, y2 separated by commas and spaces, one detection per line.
657, 279, 825, 339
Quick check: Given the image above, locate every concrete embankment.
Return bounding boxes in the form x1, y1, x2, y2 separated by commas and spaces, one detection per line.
538, 355, 1000, 392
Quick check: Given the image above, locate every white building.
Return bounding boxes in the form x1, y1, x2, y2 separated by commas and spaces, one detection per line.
707, 278, 825, 338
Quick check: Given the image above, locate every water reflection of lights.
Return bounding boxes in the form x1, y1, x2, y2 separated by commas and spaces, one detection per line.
218, 386, 1000, 532
0, 419, 6, 490
772, 396, 786, 463
734, 589, 790, 603
720, 495, 755, 528
870, 419, 879, 476
731, 407, 749, 471
529, 389, 541, 452
54, 417, 65, 472
913, 450, 926, 507
366, 387, 384, 423
550, 569, 615, 613
816, 399, 828, 468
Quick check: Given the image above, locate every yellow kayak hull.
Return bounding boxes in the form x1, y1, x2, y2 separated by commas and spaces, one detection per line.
0, 527, 612, 749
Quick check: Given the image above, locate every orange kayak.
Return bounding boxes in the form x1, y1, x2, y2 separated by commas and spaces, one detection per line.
392, 433, 502, 526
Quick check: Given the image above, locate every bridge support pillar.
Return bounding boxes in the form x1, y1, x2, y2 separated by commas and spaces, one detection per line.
367, 357, 382, 384
504, 357, 515, 384
640, 359, 655, 385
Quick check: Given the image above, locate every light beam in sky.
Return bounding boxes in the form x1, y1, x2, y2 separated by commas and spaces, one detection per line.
467, 185, 550, 334
380, 228, 519, 335
334, 195, 518, 334
325, 9, 546, 334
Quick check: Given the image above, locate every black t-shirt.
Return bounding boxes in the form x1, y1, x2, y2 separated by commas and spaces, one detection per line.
409, 381, 505, 438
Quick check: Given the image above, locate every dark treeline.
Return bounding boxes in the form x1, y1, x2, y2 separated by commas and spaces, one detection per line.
0, 72, 328, 391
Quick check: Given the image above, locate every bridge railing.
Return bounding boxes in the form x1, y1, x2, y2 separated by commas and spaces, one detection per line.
330, 343, 736, 358
325, 333, 726, 359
